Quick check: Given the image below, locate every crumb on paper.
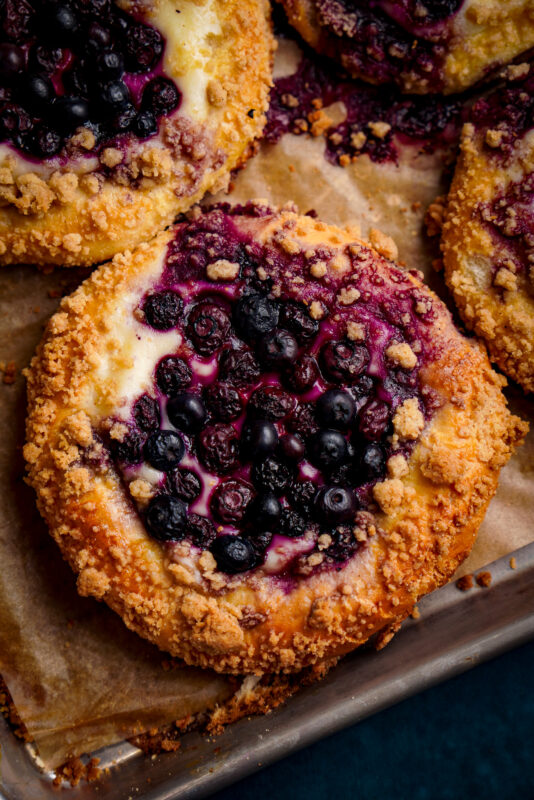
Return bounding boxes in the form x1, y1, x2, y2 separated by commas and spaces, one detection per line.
476, 571, 492, 588
456, 574, 474, 591
0, 360, 16, 384
411, 606, 420, 619
510, 557, 517, 570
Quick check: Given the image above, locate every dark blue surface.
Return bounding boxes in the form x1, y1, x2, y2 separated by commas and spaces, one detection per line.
209, 639, 534, 800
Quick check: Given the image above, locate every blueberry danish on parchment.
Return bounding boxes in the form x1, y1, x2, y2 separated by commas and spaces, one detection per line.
24, 203, 527, 674
442, 63, 534, 393
279, 0, 534, 94
0, 0, 273, 266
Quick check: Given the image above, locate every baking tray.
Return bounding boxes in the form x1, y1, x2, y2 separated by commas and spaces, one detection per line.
1, 540, 534, 800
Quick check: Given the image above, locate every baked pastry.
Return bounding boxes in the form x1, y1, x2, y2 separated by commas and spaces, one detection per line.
24, 203, 527, 674
442, 63, 534, 393
278, 0, 534, 94
0, 0, 273, 267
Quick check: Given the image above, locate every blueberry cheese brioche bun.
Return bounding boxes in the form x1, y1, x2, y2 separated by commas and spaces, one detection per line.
442, 63, 534, 393
24, 203, 527, 674
279, 0, 534, 94
0, 0, 273, 267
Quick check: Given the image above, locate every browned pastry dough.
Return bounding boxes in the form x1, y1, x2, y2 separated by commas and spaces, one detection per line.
24, 204, 527, 674
442, 64, 534, 393
0, 0, 273, 267
279, 0, 534, 94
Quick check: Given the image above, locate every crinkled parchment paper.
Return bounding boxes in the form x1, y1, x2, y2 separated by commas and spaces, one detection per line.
0, 35, 532, 770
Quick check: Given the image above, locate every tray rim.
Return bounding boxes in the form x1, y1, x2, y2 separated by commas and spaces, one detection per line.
1, 539, 534, 800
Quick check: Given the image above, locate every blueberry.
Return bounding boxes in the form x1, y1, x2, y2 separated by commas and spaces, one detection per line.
110, 426, 144, 463
142, 77, 180, 115
359, 442, 386, 480
155, 356, 191, 396
233, 293, 279, 341
133, 394, 160, 432
325, 526, 360, 563
63, 66, 89, 97
210, 478, 254, 523
100, 80, 131, 115
315, 486, 356, 524
42, 4, 79, 42
283, 355, 319, 394
144, 430, 185, 471
168, 467, 202, 503
279, 300, 319, 343
241, 420, 278, 461
307, 429, 348, 471
86, 21, 112, 52
54, 96, 90, 132
278, 433, 305, 462
197, 423, 239, 474
251, 456, 293, 495
316, 389, 355, 430
186, 513, 216, 548
257, 329, 299, 369
287, 402, 319, 438
143, 290, 183, 330
186, 300, 231, 356
145, 494, 187, 541
29, 45, 63, 74
95, 49, 124, 80
358, 398, 391, 440
114, 104, 137, 133
0, 44, 25, 84
247, 529, 273, 558
0, 104, 30, 139
167, 393, 207, 433
287, 479, 317, 514
134, 109, 157, 138
31, 124, 62, 158
124, 24, 164, 73
210, 534, 256, 574
203, 382, 242, 422
248, 385, 294, 420
279, 508, 307, 538
320, 340, 369, 383
23, 74, 55, 110
247, 491, 282, 530
218, 347, 260, 388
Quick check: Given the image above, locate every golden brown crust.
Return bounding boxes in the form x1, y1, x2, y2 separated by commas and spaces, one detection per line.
24, 207, 527, 674
0, 0, 274, 267
279, 0, 534, 94
442, 121, 534, 393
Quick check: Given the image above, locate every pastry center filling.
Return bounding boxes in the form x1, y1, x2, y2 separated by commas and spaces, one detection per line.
0, 0, 181, 159
266, 46, 462, 165
309, 0, 464, 90
103, 207, 437, 578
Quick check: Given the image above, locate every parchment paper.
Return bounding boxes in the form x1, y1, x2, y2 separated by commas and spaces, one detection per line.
0, 34, 532, 771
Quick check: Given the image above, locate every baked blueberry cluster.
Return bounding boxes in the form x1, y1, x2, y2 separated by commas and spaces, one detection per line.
266, 47, 462, 165
312, 0, 464, 90
0, 0, 180, 159
107, 208, 434, 577
480, 171, 534, 283
472, 67, 534, 159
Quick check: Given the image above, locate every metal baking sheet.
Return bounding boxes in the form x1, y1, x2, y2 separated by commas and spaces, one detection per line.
1, 540, 534, 800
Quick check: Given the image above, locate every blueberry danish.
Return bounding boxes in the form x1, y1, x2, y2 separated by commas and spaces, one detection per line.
442, 63, 534, 393
0, 0, 273, 266
24, 204, 527, 673
279, 0, 534, 94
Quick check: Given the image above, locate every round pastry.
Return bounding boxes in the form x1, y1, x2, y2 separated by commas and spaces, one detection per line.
442, 63, 534, 393
24, 203, 527, 674
0, 0, 273, 267
279, 0, 534, 94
